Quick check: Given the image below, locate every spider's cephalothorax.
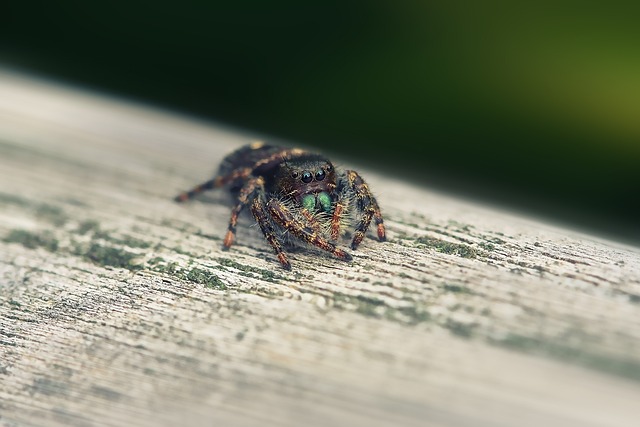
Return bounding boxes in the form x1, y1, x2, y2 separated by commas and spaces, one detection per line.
174, 142, 386, 270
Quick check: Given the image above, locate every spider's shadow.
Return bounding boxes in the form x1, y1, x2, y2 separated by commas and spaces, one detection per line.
191, 192, 233, 206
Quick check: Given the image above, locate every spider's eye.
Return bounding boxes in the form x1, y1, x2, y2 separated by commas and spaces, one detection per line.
301, 171, 313, 183
315, 169, 325, 181
291, 171, 299, 179
325, 164, 332, 172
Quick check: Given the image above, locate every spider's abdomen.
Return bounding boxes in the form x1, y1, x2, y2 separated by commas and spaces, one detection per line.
218, 143, 291, 192
217, 144, 284, 176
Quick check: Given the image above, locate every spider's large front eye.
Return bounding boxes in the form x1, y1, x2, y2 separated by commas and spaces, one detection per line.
315, 169, 325, 181
301, 171, 313, 183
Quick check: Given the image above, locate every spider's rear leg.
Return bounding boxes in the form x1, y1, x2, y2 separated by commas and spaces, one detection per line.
266, 199, 352, 263
345, 170, 386, 250
251, 198, 291, 270
222, 176, 265, 249
174, 167, 252, 202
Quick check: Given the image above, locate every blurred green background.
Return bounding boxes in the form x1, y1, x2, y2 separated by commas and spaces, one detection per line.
2, 1, 638, 243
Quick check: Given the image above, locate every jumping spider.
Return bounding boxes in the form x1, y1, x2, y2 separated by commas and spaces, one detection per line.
174, 142, 386, 270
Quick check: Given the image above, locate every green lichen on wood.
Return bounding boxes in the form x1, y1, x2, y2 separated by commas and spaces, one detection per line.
4, 226, 147, 272
332, 293, 432, 326
478, 242, 496, 252
442, 283, 473, 294
415, 236, 478, 258
217, 257, 284, 282
183, 267, 227, 289
75, 220, 151, 249
93, 229, 151, 249
35, 204, 68, 227
152, 261, 179, 275
76, 220, 100, 235
3, 229, 59, 252
81, 243, 142, 271
391, 305, 431, 325
0, 192, 68, 226
145, 257, 226, 289
0, 192, 31, 207
445, 319, 476, 338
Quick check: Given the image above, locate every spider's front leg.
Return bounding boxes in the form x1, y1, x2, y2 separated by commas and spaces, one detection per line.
174, 167, 252, 202
266, 199, 352, 263
329, 192, 347, 242
299, 207, 324, 235
251, 198, 291, 270
344, 170, 386, 250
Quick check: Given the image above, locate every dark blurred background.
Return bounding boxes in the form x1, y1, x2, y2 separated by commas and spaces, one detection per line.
2, 1, 638, 243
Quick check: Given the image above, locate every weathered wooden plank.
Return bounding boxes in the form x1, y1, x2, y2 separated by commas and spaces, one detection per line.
1, 70, 639, 427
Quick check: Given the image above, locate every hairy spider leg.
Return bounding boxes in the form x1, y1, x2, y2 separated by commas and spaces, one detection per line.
329, 196, 347, 242
252, 148, 307, 170
300, 208, 322, 234
251, 198, 291, 270
223, 176, 265, 249
345, 170, 386, 250
243, 146, 310, 184
266, 199, 353, 263
174, 167, 253, 202
373, 201, 386, 242
174, 147, 310, 203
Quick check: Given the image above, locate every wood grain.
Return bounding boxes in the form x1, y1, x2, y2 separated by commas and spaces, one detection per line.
1, 70, 639, 427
